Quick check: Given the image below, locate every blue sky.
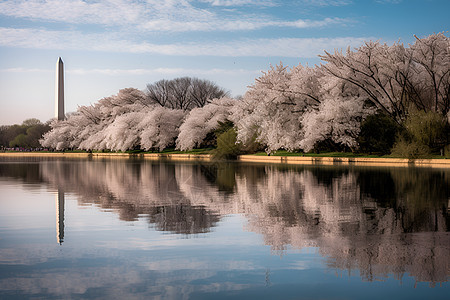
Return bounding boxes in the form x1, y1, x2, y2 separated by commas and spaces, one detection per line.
0, 0, 448, 125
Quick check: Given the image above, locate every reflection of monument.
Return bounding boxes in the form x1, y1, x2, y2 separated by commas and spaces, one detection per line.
55, 57, 65, 121
56, 189, 65, 244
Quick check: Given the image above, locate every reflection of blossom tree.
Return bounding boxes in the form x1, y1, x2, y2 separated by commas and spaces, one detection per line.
175, 163, 236, 214
3, 158, 448, 284
147, 205, 219, 234
238, 165, 449, 284
389, 168, 450, 233
39, 160, 220, 234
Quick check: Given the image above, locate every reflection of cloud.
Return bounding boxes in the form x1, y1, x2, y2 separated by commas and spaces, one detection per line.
0, 247, 52, 265
0, 253, 254, 299
141, 259, 256, 271
289, 260, 315, 270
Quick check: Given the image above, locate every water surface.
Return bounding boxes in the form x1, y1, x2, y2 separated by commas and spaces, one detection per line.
0, 157, 448, 299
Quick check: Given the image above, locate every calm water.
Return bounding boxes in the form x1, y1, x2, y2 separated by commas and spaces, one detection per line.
0, 157, 448, 299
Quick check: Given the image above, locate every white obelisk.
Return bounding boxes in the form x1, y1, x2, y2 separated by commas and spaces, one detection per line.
55, 57, 65, 120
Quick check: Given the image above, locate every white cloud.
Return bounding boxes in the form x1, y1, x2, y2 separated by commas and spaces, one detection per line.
138, 16, 348, 32
300, 0, 352, 6
68, 68, 261, 76
0, 67, 52, 73
199, 0, 276, 6
0, 0, 143, 25
375, 0, 402, 3
0, 67, 261, 77
0, 0, 350, 32
202, 0, 352, 7
278, 17, 348, 28
0, 0, 213, 29
0, 27, 372, 57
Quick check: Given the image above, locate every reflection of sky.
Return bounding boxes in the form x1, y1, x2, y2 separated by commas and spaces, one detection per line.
0, 171, 449, 299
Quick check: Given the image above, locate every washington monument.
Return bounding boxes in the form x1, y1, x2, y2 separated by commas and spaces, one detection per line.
55, 57, 65, 120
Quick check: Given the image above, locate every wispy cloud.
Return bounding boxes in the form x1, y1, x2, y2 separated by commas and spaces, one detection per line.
0, 67, 52, 73
375, 0, 402, 3
0, 0, 143, 25
0, 27, 371, 57
139, 16, 348, 32
69, 68, 261, 76
203, 0, 353, 7
298, 0, 352, 6
0, 0, 350, 32
199, 0, 276, 6
278, 17, 348, 28
0, 67, 261, 76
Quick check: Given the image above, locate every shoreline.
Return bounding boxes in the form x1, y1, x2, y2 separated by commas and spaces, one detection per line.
1, 152, 450, 168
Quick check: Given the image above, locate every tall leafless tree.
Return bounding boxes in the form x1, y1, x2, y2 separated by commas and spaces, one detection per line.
145, 77, 229, 111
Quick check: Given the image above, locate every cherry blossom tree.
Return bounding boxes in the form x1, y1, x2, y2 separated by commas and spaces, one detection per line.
40, 118, 74, 150
300, 96, 374, 152
101, 112, 144, 151
41, 88, 185, 151
299, 71, 377, 152
320, 42, 409, 123
176, 97, 235, 151
409, 33, 450, 115
140, 107, 186, 151
233, 63, 322, 153
320, 33, 450, 123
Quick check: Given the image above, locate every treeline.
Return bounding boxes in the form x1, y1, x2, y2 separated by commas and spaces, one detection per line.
41, 33, 450, 158
0, 119, 50, 150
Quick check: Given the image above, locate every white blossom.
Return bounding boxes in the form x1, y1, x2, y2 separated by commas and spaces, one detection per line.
140, 107, 186, 151
176, 97, 235, 151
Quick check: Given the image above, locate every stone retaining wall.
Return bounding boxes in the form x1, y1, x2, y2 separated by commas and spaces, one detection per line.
0, 152, 449, 167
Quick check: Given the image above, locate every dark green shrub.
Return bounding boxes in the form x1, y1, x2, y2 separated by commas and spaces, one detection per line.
404, 110, 447, 152
313, 138, 348, 153
358, 113, 400, 155
391, 110, 448, 158
214, 120, 234, 136
391, 135, 430, 159
212, 127, 241, 160
199, 120, 234, 149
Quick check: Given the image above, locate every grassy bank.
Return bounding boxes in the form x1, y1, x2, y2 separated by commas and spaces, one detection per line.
1, 148, 447, 159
